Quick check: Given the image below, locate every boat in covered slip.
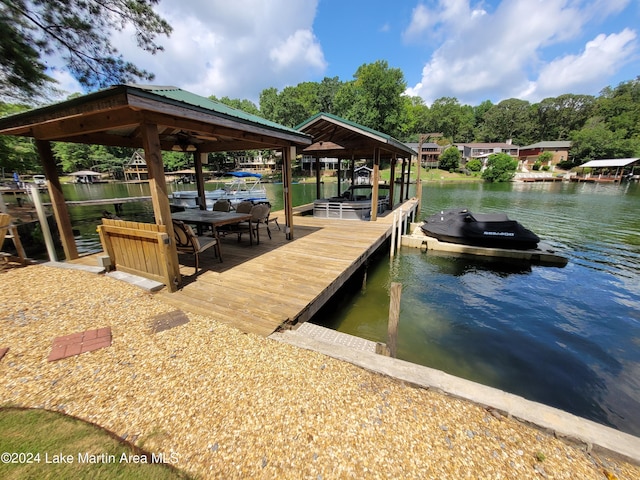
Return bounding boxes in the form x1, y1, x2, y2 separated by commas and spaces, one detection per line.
169, 171, 268, 210
421, 208, 540, 250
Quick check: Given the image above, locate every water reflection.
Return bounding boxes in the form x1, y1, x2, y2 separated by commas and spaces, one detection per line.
317, 181, 640, 436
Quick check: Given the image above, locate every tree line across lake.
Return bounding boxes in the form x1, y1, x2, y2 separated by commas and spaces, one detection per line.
0, 3, 638, 178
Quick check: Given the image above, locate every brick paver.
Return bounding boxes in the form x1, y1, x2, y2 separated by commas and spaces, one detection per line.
48, 327, 112, 362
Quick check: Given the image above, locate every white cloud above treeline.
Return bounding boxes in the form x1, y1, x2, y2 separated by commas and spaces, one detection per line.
403, 0, 638, 105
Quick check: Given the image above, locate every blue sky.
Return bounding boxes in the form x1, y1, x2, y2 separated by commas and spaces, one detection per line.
52, 0, 640, 107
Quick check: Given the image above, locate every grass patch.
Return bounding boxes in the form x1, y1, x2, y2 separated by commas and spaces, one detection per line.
0, 407, 191, 479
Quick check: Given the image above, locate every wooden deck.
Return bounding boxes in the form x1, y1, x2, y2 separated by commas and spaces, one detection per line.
72, 200, 418, 337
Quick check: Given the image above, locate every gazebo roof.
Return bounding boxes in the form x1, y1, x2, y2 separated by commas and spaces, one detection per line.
296, 112, 416, 159
0, 84, 312, 152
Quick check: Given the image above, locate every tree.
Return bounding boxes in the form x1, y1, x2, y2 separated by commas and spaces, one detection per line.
570, 117, 637, 165
438, 146, 461, 171
427, 97, 474, 142
479, 99, 534, 145
0, 0, 172, 101
334, 60, 407, 137
533, 94, 595, 140
481, 153, 518, 182
211, 96, 260, 117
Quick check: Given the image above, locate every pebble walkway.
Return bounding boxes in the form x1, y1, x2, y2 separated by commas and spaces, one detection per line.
1, 263, 639, 479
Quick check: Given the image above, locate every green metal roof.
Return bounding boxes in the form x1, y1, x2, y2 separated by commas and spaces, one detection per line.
129, 84, 304, 136
296, 112, 416, 158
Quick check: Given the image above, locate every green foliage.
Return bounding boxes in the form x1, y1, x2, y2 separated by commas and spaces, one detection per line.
538, 151, 553, 163
210, 95, 260, 117
570, 117, 637, 165
481, 153, 518, 182
466, 159, 482, 172
534, 94, 596, 140
332, 60, 407, 138
439, 146, 461, 171
479, 98, 535, 145
428, 97, 475, 142
0, 0, 172, 101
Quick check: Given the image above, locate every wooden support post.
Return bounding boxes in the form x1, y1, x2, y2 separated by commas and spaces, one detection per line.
389, 154, 396, 208
390, 211, 397, 258
141, 123, 180, 290
337, 157, 341, 197
399, 159, 406, 204
405, 156, 412, 200
387, 282, 402, 358
194, 151, 207, 210
283, 145, 296, 240
29, 185, 57, 261
371, 147, 380, 221
416, 138, 424, 213
35, 139, 78, 260
315, 156, 321, 199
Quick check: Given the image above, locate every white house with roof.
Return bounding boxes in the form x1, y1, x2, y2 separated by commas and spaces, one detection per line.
456, 141, 520, 166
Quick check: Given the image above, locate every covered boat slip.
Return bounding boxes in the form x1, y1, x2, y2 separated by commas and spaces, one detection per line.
0, 84, 313, 291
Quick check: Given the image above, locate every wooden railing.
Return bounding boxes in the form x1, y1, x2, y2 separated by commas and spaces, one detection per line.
98, 218, 179, 291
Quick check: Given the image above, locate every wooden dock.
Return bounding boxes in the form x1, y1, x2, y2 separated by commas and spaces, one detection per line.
72, 200, 418, 337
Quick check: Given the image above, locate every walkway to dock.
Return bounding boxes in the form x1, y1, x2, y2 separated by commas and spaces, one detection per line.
68, 199, 418, 336
156, 202, 416, 336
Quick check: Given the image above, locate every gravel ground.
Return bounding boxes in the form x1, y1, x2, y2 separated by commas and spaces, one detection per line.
1, 263, 639, 479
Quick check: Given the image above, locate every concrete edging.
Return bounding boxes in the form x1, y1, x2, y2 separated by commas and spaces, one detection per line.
270, 329, 640, 465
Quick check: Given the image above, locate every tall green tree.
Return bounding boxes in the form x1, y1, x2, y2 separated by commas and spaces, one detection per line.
596, 77, 640, 141
427, 97, 474, 142
334, 60, 407, 137
570, 117, 637, 165
0, 102, 39, 174
401, 95, 430, 141
479, 98, 534, 145
0, 0, 172, 101
534, 94, 596, 140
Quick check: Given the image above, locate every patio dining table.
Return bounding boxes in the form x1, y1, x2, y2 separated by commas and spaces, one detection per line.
172, 210, 254, 254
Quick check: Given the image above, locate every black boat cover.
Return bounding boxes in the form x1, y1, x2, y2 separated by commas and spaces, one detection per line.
421, 208, 540, 250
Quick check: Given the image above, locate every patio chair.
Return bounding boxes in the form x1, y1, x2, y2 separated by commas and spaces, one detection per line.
235, 200, 253, 214
212, 199, 231, 212
172, 219, 221, 271
235, 203, 271, 245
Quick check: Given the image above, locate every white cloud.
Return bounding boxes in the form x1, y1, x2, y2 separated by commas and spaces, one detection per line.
404, 0, 638, 105
55, 0, 326, 102
531, 29, 637, 98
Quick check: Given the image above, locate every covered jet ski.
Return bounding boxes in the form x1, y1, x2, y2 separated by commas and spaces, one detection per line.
421, 208, 540, 250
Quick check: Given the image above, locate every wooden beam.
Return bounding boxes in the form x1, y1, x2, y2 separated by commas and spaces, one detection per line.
31, 107, 139, 140
141, 123, 181, 290
35, 139, 79, 260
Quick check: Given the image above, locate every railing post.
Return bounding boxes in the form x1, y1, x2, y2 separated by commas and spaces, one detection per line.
30, 185, 57, 262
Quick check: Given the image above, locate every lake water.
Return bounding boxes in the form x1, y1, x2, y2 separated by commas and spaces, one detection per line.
46, 179, 640, 436
316, 181, 640, 437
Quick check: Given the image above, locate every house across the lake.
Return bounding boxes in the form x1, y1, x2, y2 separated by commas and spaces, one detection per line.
518, 141, 572, 170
